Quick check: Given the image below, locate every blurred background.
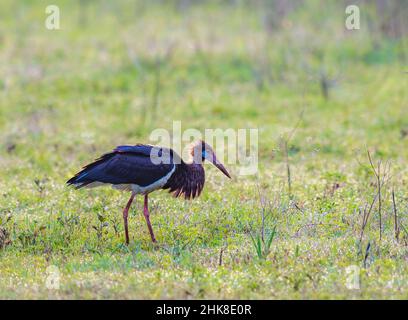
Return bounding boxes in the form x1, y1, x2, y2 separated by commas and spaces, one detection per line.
0, 0, 407, 182
0, 0, 408, 299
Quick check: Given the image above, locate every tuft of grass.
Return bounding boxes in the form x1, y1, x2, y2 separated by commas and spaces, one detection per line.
250, 226, 277, 260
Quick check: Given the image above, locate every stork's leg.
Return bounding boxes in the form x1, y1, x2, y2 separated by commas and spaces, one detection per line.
123, 192, 136, 245
143, 194, 157, 243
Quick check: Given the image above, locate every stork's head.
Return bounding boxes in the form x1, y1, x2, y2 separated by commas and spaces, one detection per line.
189, 140, 231, 178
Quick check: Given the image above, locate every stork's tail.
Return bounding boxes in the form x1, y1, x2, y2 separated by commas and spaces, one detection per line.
66, 152, 115, 189
66, 170, 92, 189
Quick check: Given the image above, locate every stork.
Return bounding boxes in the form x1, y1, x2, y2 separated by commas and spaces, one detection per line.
67, 140, 231, 244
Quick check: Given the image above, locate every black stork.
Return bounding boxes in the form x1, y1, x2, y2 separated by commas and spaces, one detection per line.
67, 140, 231, 244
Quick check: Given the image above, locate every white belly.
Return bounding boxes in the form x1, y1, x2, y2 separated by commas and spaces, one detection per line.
112, 164, 176, 194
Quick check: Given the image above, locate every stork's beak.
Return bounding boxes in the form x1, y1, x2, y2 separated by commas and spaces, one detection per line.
213, 158, 231, 179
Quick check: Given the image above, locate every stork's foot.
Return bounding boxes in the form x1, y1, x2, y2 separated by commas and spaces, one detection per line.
144, 212, 157, 243
123, 192, 136, 245
143, 194, 157, 243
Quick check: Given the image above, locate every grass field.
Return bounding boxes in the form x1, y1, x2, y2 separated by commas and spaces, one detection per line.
0, 0, 408, 299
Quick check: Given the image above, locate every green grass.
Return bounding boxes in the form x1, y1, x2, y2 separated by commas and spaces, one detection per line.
0, 0, 408, 299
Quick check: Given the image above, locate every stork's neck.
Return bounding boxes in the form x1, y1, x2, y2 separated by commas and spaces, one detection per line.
180, 160, 205, 184
163, 160, 205, 199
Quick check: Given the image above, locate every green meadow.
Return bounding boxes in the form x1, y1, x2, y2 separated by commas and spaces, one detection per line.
0, 0, 407, 299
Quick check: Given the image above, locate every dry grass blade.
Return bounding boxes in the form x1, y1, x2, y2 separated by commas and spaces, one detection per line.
392, 189, 400, 242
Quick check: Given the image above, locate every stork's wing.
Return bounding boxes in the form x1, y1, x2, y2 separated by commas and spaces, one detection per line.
67, 144, 176, 189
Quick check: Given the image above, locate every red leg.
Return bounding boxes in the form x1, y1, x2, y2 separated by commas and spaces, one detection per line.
123, 193, 135, 245
143, 194, 157, 243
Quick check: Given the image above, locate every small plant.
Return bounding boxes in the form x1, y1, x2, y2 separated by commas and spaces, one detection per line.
0, 212, 12, 249
250, 225, 277, 260
0, 227, 10, 249
17, 224, 46, 248
92, 213, 109, 242
279, 108, 304, 200
367, 150, 390, 242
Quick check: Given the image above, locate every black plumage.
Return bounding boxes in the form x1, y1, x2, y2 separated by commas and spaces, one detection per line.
163, 162, 205, 199
67, 140, 231, 244
67, 144, 175, 190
